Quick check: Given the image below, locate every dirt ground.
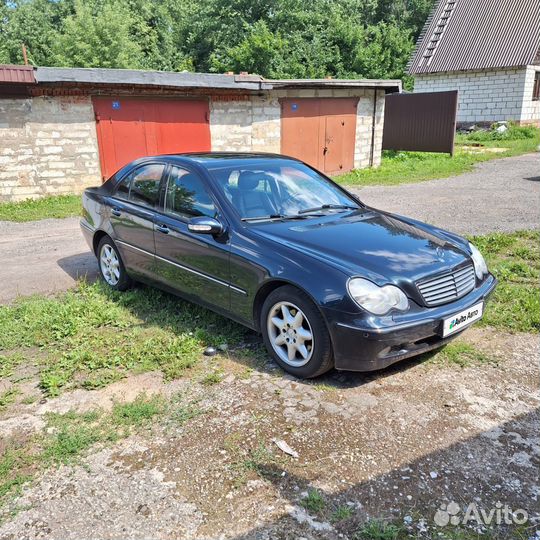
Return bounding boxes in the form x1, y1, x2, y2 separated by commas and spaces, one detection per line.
0, 327, 538, 539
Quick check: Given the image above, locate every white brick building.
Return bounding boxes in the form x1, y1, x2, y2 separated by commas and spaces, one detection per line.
0, 66, 400, 201
409, 0, 540, 126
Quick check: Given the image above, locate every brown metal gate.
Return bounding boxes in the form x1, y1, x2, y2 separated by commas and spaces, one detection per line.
280, 98, 358, 174
382, 90, 458, 154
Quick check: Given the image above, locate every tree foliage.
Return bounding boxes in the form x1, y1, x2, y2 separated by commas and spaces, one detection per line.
0, 0, 436, 83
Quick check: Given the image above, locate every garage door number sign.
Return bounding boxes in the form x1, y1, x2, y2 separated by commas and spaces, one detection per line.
112, 101, 121, 110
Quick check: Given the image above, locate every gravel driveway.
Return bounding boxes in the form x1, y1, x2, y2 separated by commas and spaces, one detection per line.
1, 153, 538, 303
351, 152, 540, 235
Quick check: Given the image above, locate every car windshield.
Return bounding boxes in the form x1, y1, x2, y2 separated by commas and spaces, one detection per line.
206, 159, 360, 221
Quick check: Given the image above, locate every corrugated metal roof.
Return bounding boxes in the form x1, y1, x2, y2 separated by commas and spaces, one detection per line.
0, 64, 36, 84
408, 0, 540, 74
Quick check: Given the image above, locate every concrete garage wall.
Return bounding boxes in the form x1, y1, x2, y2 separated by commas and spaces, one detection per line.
0, 96, 101, 201
1, 87, 386, 202
209, 88, 385, 169
413, 68, 535, 125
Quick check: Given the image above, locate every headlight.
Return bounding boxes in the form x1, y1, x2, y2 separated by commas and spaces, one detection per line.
348, 277, 409, 315
469, 242, 488, 279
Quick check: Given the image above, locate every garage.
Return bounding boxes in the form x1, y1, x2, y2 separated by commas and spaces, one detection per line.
280, 98, 358, 175
0, 66, 400, 201
92, 97, 211, 179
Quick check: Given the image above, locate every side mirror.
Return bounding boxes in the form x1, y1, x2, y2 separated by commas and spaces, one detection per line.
187, 216, 224, 235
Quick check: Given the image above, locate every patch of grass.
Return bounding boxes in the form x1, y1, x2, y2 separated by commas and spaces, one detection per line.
0, 352, 25, 378
21, 395, 39, 405
354, 519, 404, 540
331, 504, 354, 522
169, 399, 204, 426
0, 195, 81, 222
336, 127, 539, 187
0, 281, 246, 396
111, 394, 165, 426
0, 387, 20, 412
470, 230, 539, 333
431, 342, 491, 368
200, 369, 224, 386
301, 489, 326, 513
0, 449, 32, 507
465, 123, 539, 141
0, 392, 188, 507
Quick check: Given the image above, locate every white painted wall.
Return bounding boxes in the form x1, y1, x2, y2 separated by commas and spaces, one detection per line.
413, 67, 540, 125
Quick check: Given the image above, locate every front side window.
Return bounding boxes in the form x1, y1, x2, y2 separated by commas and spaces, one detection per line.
207, 159, 359, 220
533, 71, 540, 101
114, 164, 165, 208
165, 167, 216, 219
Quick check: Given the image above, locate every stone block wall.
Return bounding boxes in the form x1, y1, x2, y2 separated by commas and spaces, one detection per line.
413, 67, 540, 125
1, 88, 386, 201
0, 96, 101, 201
209, 88, 385, 170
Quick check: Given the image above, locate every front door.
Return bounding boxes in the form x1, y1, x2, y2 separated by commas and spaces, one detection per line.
153, 166, 231, 312
107, 162, 165, 281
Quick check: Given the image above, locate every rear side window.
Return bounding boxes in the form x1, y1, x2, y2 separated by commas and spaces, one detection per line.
114, 164, 165, 209
165, 167, 216, 219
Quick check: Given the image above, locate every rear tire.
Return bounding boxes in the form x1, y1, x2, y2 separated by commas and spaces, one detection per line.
96, 235, 132, 291
261, 285, 334, 378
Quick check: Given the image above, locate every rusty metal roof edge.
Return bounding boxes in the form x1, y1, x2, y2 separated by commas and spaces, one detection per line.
0, 64, 37, 84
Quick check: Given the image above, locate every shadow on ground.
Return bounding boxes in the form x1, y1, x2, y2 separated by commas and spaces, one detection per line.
226, 409, 540, 539
57, 252, 99, 282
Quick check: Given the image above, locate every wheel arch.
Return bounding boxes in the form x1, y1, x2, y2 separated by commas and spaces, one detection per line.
92, 230, 109, 255
252, 278, 328, 332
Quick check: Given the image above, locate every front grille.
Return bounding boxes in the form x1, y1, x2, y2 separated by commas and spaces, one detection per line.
417, 264, 476, 307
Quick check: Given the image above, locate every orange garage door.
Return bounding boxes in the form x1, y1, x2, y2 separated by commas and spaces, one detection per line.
280, 98, 358, 175
93, 98, 211, 180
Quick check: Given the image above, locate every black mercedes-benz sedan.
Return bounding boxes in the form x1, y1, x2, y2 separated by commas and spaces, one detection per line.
81, 153, 497, 378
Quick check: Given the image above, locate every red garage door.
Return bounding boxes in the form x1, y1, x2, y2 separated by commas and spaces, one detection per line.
281, 98, 358, 175
93, 98, 211, 180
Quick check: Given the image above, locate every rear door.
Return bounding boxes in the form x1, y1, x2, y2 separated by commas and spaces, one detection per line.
107, 162, 166, 281
153, 165, 231, 312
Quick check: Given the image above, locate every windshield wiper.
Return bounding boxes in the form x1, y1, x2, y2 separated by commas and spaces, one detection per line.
298, 204, 359, 215
241, 214, 311, 222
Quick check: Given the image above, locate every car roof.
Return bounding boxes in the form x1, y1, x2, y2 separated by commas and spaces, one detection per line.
155, 152, 301, 168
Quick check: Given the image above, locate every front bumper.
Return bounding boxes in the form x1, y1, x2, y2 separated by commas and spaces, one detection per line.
325, 274, 497, 372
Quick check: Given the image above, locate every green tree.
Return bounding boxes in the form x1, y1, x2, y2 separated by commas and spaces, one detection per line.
50, 0, 143, 68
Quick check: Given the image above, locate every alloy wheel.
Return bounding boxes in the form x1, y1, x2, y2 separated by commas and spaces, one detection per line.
99, 243, 120, 286
267, 301, 314, 367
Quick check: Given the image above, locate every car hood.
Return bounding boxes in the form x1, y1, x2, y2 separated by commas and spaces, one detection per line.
250, 208, 472, 287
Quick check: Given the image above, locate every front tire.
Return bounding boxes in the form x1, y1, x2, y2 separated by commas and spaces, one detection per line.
97, 236, 132, 291
261, 285, 334, 378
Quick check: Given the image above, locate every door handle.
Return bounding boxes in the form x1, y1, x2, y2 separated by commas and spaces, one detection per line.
111, 207, 122, 217
156, 224, 170, 234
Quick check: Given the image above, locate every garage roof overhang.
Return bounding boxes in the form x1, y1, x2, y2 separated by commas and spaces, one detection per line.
267, 78, 402, 93
0, 65, 402, 96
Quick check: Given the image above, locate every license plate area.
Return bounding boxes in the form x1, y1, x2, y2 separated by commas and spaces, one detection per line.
442, 302, 484, 337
